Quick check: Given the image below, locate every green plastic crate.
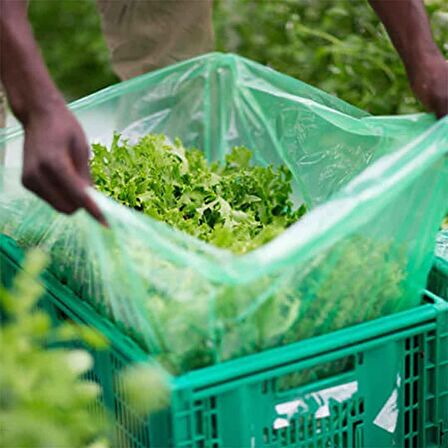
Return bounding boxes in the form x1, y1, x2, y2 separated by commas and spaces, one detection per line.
1, 234, 448, 448
429, 257, 448, 302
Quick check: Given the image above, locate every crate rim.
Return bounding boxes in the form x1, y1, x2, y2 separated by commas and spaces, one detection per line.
175, 293, 446, 392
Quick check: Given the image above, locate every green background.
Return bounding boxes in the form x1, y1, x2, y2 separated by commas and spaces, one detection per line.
29, 0, 448, 115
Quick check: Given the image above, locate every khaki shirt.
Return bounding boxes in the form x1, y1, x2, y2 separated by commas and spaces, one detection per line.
0, 0, 214, 127
97, 0, 214, 80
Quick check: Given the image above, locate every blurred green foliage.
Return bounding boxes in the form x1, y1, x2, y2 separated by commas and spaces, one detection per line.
29, 0, 447, 114
0, 248, 169, 445
29, 0, 118, 101
214, 0, 448, 115
0, 250, 109, 447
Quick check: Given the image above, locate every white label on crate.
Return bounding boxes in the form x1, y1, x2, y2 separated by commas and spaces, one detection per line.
274, 380, 358, 427
273, 418, 290, 430
373, 374, 401, 434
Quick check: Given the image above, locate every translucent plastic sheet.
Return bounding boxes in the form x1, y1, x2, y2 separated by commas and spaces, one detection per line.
1, 53, 447, 375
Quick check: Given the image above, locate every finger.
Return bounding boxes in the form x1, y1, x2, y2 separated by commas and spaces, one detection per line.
70, 133, 93, 185
82, 191, 109, 227
68, 137, 108, 226
434, 97, 448, 119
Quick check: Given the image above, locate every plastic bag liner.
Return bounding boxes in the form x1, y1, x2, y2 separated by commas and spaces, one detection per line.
1, 53, 447, 375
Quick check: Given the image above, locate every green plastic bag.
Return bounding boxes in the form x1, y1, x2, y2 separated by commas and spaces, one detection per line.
1, 53, 447, 374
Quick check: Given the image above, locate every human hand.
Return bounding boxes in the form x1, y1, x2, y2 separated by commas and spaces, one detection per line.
21, 105, 106, 224
408, 54, 448, 119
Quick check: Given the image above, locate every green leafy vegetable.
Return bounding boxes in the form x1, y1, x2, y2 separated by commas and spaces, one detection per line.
91, 134, 306, 254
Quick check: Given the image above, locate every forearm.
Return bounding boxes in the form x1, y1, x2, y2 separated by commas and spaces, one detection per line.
368, 0, 443, 73
0, 0, 64, 124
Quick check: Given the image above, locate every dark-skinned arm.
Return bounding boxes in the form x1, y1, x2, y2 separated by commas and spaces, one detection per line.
368, 0, 447, 118
0, 0, 104, 222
